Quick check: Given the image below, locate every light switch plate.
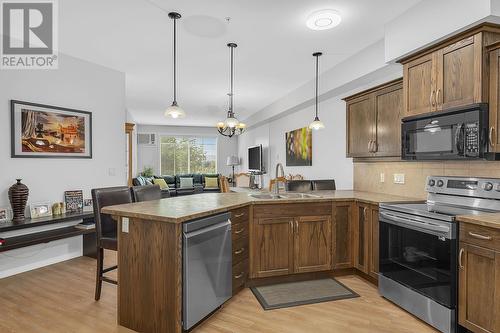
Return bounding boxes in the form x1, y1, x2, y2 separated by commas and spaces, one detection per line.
122, 217, 129, 233
393, 173, 405, 184
380, 173, 385, 183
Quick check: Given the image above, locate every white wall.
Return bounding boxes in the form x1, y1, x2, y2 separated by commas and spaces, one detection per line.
385, 0, 500, 62
136, 125, 238, 177
0, 53, 126, 277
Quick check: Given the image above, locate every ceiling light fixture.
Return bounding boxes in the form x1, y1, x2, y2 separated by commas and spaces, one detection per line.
306, 9, 341, 31
309, 52, 325, 130
165, 12, 186, 119
217, 43, 246, 138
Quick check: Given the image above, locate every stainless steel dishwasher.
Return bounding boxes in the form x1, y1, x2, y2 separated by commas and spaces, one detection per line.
183, 212, 232, 330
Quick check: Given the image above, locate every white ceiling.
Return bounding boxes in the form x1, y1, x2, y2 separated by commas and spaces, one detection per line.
59, 0, 420, 126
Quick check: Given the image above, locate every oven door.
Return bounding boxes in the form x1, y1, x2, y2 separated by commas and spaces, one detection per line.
379, 210, 457, 309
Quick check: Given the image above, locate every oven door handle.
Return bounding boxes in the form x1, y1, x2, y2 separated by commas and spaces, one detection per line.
379, 211, 451, 237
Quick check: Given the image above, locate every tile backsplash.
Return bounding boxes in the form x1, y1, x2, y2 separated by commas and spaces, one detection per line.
353, 161, 500, 199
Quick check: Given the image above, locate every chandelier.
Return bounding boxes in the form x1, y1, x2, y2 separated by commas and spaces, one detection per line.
217, 43, 246, 137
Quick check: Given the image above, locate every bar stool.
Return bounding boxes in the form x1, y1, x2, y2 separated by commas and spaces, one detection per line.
131, 185, 162, 202
312, 179, 336, 190
91, 186, 132, 301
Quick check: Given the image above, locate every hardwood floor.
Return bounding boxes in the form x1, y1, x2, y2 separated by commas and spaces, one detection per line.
0, 252, 438, 333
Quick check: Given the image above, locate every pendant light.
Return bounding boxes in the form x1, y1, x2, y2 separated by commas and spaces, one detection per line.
165, 12, 185, 119
309, 52, 325, 130
217, 43, 246, 137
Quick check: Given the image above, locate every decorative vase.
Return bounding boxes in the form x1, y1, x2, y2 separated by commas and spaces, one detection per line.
8, 179, 29, 221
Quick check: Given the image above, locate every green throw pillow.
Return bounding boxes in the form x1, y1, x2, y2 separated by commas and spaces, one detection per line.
179, 177, 194, 188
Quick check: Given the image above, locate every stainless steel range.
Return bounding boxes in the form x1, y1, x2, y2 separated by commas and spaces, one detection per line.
378, 176, 500, 333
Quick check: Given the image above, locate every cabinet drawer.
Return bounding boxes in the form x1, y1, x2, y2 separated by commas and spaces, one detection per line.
232, 258, 248, 294
232, 235, 249, 265
460, 223, 500, 251
232, 220, 248, 242
230, 206, 249, 224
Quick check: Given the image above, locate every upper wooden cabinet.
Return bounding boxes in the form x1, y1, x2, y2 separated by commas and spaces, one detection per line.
489, 45, 500, 153
345, 79, 403, 158
400, 24, 500, 118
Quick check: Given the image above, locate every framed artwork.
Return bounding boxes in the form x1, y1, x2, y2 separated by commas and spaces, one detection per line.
30, 202, 52, 219
11, 100, 92, 158
65, 190, 84, 213
285, 127, 312, 166
0, 208, 11, 222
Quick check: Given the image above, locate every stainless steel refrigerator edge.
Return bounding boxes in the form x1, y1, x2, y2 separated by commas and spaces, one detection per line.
183, 212, 232, 330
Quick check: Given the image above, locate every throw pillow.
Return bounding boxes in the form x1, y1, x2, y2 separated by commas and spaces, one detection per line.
179, 177, 194, 188
136, 176, 146, 186
153, 178, 169, 190
144, 177, 154, 185
205, 177, 219, 188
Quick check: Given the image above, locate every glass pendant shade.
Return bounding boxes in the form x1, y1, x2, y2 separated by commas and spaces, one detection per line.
309, 116, 325, 130
165, 102, 185, 119
225, 115, 239, 128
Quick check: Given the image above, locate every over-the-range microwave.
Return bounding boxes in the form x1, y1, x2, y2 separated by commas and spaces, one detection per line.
401, 103, 496, 160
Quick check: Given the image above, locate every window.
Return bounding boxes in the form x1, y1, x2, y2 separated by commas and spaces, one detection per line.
160, 136, 217, 175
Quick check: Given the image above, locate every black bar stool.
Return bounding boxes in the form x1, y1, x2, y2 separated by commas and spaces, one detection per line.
91, 186, 132, 301
312, 179, 336, 190
286, 180, 313, 192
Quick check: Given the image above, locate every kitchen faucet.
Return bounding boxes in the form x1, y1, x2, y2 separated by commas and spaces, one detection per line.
274, 163, 285, 196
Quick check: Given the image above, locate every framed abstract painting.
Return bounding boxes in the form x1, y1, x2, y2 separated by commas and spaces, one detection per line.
285, 127, 312, 166
11, 100, 92, 158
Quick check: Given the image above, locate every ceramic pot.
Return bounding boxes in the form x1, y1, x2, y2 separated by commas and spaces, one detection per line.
8, 179, 29, 221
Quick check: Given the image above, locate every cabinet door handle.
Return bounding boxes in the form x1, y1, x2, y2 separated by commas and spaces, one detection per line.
372, 140, 377, 153
234, 272, 244, 279
459, 248, 465, 269
234, 248, 245, 255
436, 89, 441, 105
368, 140, 372, 152
430, 90, 435, 107
234, 213, 245, 218
234, 228, 245, 234
468, 231, 492, 240
489, 127, 495, 148
295, 220, 299, 231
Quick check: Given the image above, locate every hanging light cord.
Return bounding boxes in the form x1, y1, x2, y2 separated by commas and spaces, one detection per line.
315, 53, 319, 118
229, 44, 234, 115
173, 16, 177, 104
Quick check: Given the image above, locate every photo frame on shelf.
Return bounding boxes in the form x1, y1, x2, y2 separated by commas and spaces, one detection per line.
65, 190, 83, 212
30, 202, 52, 219
0, 207, 12, 222
11, 100, 92, 158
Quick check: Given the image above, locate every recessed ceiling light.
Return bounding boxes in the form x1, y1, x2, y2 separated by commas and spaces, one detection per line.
306, 9, 342, 31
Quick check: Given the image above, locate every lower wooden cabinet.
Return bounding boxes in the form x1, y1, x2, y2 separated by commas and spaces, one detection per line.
458, 223, 500, 333
230, 206, 250, 295
250, 203, 333, 278
333, 201, 353, 269
354, 202, 379, 280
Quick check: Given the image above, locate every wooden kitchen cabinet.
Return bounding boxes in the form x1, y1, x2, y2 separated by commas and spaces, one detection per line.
332, 201, 353, 269
489, 45, 500, 153
345, 79, 402, 158
401, 25, 500, 118
458, 223, 500, 333
250, 203, 332, 278
354, 203, 379, 279
230, 206, 250, 295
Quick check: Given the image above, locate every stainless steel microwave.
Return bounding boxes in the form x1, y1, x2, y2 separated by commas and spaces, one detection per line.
401, 104, 489, 160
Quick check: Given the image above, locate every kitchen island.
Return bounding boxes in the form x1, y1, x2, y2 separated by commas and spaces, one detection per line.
102, 190, 418, 333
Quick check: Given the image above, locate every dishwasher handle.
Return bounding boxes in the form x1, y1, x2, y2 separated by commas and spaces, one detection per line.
183, 220, 231, 239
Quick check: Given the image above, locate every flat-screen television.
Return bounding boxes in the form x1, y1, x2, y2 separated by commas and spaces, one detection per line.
248, 145, 263, 172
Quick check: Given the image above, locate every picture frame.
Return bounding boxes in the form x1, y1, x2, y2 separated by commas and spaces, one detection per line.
285, 127, 312, 166
11, 100, 92, 158
83, 199, 93, 208
65, 190, 84, 213
30, 202, 53, 219
0, 207, 11, 222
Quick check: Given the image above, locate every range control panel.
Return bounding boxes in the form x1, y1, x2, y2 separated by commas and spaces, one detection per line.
464, 122, 479, 156
426, 176, 500, 199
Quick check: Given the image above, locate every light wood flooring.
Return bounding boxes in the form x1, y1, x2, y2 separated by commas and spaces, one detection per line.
0, 251, 438, 333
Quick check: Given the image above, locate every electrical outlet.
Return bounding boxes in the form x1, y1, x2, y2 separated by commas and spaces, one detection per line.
122, 217, 129, 233
380, 173, 385, 183
393, 173, 405, 184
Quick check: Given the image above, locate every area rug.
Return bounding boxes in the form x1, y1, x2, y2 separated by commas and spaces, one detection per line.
250, 278, 359, 310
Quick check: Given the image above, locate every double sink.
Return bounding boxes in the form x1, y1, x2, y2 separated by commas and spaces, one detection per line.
249, 193, 322, 200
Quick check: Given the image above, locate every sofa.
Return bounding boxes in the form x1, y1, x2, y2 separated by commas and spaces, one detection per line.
132, 173, 221, 197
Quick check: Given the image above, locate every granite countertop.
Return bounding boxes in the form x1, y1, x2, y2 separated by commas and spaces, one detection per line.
457, 213, 500, 230
101, 190, 418, 224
